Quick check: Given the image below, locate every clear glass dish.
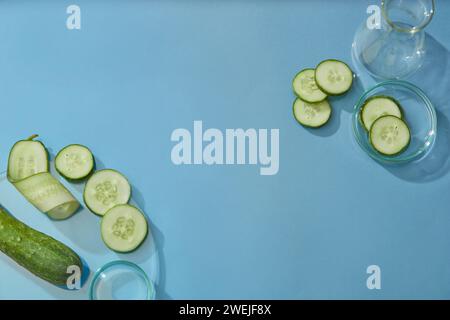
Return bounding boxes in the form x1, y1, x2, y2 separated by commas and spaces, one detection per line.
89, 260, 155, 300
352, 80, 437, 164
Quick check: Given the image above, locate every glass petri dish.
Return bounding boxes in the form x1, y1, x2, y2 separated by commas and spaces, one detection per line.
89, 260, 155, 300
352, 80, 437, 164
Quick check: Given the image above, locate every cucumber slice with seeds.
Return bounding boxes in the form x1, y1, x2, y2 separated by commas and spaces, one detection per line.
83, 169, 131, 216
293, 98, 331, 128
101, 204, 148, 253
361, 96, 403, 131
55, 144, 95, 180
315, 60, 353, 95
370, 115, 410, 156
292, 69, 327, 103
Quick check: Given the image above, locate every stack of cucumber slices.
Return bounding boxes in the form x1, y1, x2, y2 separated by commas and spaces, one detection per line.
293, 59, 354, 128
360, 96, 410, 156
7, 137, 148, 253
84, 169, 148, 253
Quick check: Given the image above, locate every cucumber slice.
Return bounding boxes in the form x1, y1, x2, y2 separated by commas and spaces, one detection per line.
370, 115, 410, 156
292, 69, 327, 103
83, 169, 131, 216
293, 98, 331, 128
315, 60, 353, 95
361, 96, 403, 131
55, 144, 95, 180
7, 135, 48, 183
101, 204, 148, 253
13, 172, 80, 220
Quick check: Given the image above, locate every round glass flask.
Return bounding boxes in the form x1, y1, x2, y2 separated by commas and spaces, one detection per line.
352, 0, 435, 80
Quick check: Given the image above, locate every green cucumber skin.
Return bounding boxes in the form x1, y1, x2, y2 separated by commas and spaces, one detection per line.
55, 144, 96, 182
83, 169, 132, 217
314, 59, 354, 96
292, 68, 327, 104
359, 95, 405, 131
7, 139, 49, 183
369, 115, 411, 156
0, 207, 83, 287
292, 99, 332, 129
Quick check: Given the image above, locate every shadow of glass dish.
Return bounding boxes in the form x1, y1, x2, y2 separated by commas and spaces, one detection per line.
382, 34, 450, 182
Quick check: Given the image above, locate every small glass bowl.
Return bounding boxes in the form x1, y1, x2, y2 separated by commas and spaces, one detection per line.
352, 80, 437, 164
89, 260, 155, 300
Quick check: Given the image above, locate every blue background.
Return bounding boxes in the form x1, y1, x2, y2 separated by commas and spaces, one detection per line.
1, 0, 450, 299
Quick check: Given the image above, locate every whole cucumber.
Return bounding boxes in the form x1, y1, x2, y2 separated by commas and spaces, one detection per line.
0, 206, 84, 287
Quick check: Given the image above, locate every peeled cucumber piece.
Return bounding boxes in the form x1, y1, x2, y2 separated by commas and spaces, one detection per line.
0, 206, 85, 287
14, 172, 80, 220
7, 135, 80, 220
